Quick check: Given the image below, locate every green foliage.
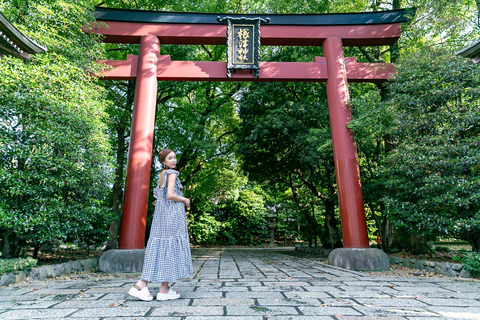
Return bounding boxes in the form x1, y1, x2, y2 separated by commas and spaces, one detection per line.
346, 0, 480, 251
380, 49, 480, 251
189, 185, 270, 246
236, 81, 342, 248
3, 0, 476, 252
0, 257, 37, 274
452, 256, 463, 263
0, 0, 114, 255
150, 79, 248, 241
352, 49, 480, 252
219, 188, 270, 246
435, 246, 451, 253
99, 0, 367, 14
463, 252, 480, 277
399, 0, 480, 53
189, 214, 225, 244
98, 0, 480, 251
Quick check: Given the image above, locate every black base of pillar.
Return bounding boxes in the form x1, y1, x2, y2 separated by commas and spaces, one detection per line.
98, 249, 145, 273
328, 248, 389, 271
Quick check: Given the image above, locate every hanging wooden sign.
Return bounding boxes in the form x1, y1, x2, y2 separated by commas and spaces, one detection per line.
217, 16, 269, 78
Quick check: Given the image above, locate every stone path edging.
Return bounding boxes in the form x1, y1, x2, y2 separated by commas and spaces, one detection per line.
0, 257, 99, 287
294, 245, 473, 278
389, 255, 472, 278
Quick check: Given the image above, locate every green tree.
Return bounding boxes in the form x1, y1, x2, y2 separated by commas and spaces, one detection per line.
0, 0, 113, 258
208, 186, 270, 246
237, 82, 342, 248
348, 0, 480, 251
380, 50, 480, 251
103, 79, 134, 249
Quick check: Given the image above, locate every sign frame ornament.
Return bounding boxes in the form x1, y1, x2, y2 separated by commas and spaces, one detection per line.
217, 16, 269, 78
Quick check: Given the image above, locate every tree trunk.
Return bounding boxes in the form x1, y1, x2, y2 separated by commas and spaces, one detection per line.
1, 229, 12, 259
106, 81, 134, 250
323, 199, 343, 248
302, 208, 318, 248
476, 0, 480, 23
289, 173, 321, 248
383, 219, 395, 250
1, 230, 25, 258
370, 36, 398, 251
106, 122, 125, 249
310, 202, 319, 247
468, 234, 480, 253
32, 244, 40, 259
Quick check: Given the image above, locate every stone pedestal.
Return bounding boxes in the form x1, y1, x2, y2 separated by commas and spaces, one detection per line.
98, 249, 145, 273
328, 248, 390, 271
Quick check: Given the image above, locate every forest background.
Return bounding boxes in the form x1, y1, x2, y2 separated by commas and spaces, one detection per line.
1, 0, 480, 270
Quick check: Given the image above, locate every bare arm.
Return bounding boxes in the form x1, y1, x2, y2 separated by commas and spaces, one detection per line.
166, 173, 190, 207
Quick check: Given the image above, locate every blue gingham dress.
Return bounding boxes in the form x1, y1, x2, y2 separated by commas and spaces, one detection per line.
141, 169, 193, 282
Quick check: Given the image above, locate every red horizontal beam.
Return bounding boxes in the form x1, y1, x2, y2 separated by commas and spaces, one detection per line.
90, 21, 401, 46
97, 55, 394, 83
345, 58, 396, 82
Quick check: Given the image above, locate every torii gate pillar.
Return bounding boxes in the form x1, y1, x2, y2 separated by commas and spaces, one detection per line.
324, 37, 369, 248
324, 37, 388, 270
118, 34, 159, 249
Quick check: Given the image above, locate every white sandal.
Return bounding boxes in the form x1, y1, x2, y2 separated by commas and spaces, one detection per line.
128, 286, 153, 301
156, 288, 180, 301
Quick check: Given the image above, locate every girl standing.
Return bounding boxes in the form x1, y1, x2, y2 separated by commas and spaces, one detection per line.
129, 149, 193, 301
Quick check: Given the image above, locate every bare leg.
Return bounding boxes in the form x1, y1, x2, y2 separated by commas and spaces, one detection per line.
136, 279, 148, 289
136, 279, 152, 298
156, 281, 180, 300
159, 282, 169, 293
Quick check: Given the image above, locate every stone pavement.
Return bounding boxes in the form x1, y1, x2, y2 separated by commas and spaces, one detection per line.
1, 248, 479, 320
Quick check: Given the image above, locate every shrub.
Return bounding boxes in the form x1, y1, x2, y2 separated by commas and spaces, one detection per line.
380, 51, 480, 251
435, 246, 450, 253
0, 258, 37, 274
463, 252, 480, 277
452, 256, 463, 263
189, 213, 224, 244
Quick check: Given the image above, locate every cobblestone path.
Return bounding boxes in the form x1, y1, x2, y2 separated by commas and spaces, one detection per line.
1, 248, 479, 319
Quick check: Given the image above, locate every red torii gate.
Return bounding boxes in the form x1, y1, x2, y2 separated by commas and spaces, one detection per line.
92, 7, 412, 270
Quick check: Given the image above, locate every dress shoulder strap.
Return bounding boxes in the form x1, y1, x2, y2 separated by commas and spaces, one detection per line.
159, 169, 179, 188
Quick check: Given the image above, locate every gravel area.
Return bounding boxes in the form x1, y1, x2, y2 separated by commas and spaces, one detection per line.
361, 264, 455, 278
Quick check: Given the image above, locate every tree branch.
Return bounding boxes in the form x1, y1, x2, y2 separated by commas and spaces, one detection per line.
201, 45, 214, 61
295, 168, 326, 201
182, 160, 203, 186
357, 46, 376, 63
217, 130, 235, 143
286, 85, 301, 102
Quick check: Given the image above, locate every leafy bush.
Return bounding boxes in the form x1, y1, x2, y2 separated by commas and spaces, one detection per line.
216, 188, 269, 246
463, 252, 480, 277
379, 50, 480, 251
189, 213, 224, 244
452, 256, 463, 263
189, 187, 269, 246
0, 258, 37, 274
435, 246, 450, 253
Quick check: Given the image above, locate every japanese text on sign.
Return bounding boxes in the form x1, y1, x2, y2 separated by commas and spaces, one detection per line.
237, 28, 249, 62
